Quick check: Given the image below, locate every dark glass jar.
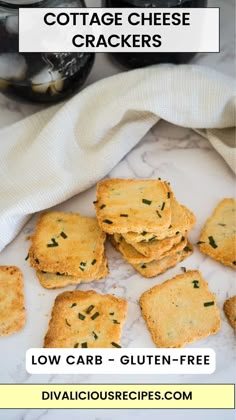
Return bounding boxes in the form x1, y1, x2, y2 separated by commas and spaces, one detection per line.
0, 0, 95, 102
105, 0, 208, 69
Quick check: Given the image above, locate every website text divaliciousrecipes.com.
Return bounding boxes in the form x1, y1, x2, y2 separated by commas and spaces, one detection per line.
0, 348, 234, 409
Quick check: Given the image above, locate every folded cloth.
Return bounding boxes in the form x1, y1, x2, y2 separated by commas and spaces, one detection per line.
0, 64, 235, 252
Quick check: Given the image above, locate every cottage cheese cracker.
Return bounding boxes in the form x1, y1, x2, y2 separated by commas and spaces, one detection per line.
139, 270, 221, 347
44, 290, 128, 348
111, 234, 187, 265
223, 295, 236, 332
29, 212, 106, 276
131, 244, 193, 278
95, 179, 172, 234
0, 266, 26, 336
198, 198, 236, 269
123, 200, 196, 243
123, 232, 187, 259
36, 256, 108, 289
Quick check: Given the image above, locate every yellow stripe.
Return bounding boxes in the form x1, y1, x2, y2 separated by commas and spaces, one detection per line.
0, 384, 234, 409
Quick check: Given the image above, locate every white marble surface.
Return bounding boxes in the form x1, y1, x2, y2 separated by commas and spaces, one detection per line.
0, 0, 235, 419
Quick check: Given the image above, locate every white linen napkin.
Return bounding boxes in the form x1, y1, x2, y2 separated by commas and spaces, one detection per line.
0, 64, 235, 252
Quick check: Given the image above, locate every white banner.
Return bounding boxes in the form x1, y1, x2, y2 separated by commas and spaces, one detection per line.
26, 348, 216, 375
19, 8, 220, 53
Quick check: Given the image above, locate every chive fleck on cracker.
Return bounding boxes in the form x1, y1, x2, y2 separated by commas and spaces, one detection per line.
139, 270, 221, 347
29, 212, 106, 277
198, 198, 236, 269
0, 266, 26, 336
223, 295, 236, 332
131, 243, 193, 278
36, 256, 109, 289
44, 290, 128, 348
95, 179, 172, 234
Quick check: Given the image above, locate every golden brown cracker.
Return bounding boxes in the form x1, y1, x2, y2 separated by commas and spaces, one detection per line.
132, 243, 193, 278
223, 295, 236, 332
198, 198, 236, 269
111, 234, 187, 264
0, 266, 26, 336
123, 200, 196, 243
36, 256, 109, 289
29, 212, 106, 276
139, 270, 221, 347
44, 290, 128, 348
110, 234, 154, 264
123, 232, 187, 259
95, 178, 172, 234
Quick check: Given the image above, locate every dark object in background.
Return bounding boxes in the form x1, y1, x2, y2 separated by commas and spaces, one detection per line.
0, 0, 95, 103
105, 0, 208, 69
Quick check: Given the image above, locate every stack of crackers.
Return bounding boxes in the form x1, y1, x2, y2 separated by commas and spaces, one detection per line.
95, 179, 196, 278
28, 212, 108, 289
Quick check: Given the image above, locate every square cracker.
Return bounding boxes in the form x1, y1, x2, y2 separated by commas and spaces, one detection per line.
223, 296, 236, 332
131, 243, 193, 278
36, 256, 109, 289
122, 232, 186, 259
44, 290, 128, 348
139, 270, 221, 347
111, 234, 187, 264
198, 198, 236, 269
29, 212, 106, 276
0, 266, 26, 336
123, 199, 196, 243
95, 178, 171, 234
128, 233, 186, 258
